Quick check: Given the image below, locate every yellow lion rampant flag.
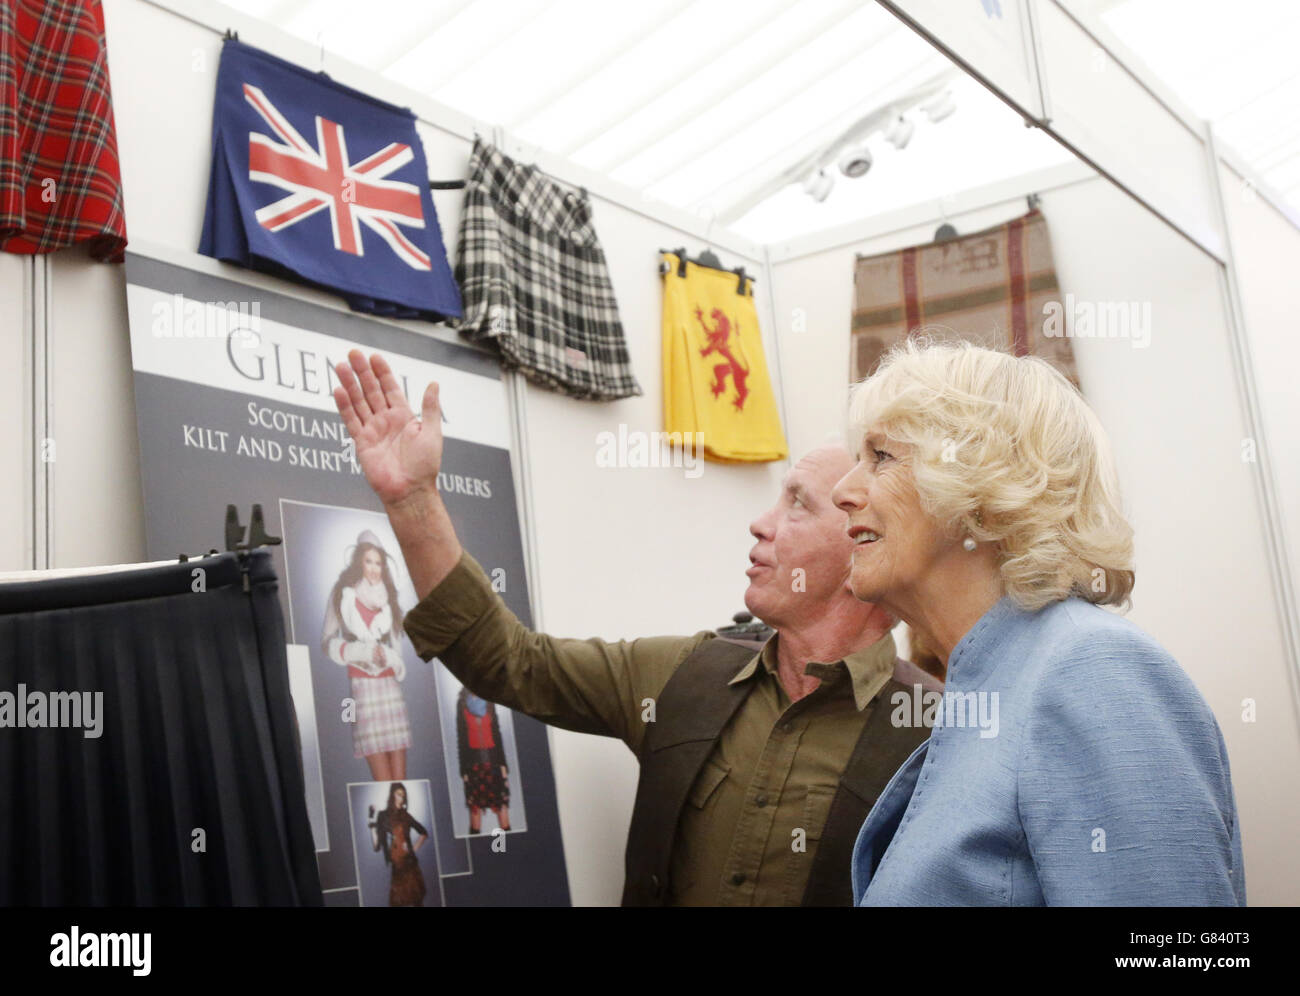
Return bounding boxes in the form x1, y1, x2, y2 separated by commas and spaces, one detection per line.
661, 252, 787, 463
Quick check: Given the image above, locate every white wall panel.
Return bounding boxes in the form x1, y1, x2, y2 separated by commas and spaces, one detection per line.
47, 246, 147, 569
1034, 0, 1224, 257
1217, 155, 1300, 701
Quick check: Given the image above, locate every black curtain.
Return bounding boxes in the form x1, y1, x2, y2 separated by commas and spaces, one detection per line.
0, 550, 322, 905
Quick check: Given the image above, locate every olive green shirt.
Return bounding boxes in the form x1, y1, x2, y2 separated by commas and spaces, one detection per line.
402, 550, 898, 906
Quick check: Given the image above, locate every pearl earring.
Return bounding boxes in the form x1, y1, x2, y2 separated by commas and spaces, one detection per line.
962, 536, 977, 552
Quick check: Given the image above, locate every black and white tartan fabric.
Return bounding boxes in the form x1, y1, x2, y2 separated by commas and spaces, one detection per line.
452, 137, 641, 400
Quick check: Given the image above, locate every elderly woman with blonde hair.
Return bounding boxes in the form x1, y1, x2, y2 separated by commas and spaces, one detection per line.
831, 338, 1244, 906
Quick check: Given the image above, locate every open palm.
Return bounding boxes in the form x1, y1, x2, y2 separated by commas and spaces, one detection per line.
333, 349, 443, 507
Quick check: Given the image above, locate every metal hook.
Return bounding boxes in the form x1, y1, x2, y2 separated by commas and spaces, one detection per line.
934, 196, 958, 242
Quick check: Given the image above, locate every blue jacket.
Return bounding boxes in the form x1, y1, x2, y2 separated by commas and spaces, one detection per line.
852, 595, 1246, 905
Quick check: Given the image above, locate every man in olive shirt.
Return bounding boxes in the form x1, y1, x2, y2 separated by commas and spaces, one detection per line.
332, 350, 937, 906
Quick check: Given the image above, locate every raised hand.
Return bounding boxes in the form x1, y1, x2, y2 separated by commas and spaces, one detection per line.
333, 350, 442, 508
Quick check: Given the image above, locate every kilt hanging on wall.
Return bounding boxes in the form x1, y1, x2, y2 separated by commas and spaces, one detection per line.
200, 38, 461, 322
661, 251, 788, 463
0, 551, 322, 905
0, 0, 127, 261
850, 208, 1080, 389
453, 137, 641, 400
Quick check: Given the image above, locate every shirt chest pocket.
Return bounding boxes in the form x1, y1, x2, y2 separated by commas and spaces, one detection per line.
688, 757, 731, 810
802, 785, 837, 842
668, 756, 732, 900
781, 784, 840, 904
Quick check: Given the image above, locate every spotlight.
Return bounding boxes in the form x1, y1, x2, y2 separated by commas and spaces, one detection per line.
802, 168, 834, 202
884, 115, 915, 150
922, 90, 956, 123
837, 145, 873, 178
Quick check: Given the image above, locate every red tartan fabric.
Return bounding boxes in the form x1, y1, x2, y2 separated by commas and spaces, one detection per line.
0, 0, 126, 261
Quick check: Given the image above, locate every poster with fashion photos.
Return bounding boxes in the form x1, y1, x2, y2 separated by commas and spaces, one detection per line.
347, 780, 442, 907
432, 664, 527, 838
125, 256, 570, 903
280, 499, 472, 891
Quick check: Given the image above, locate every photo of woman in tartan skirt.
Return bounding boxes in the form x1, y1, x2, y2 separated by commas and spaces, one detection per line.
322, 530, 412, 780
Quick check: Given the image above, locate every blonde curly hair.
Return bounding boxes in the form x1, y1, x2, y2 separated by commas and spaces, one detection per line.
847, 337, 1135, 611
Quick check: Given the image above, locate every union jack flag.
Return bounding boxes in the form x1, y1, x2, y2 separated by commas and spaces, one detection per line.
201, 38, 461, 321
243, 84, 429, 270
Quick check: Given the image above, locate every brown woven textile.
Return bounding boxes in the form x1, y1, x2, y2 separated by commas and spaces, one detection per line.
850, 209, 1078, 389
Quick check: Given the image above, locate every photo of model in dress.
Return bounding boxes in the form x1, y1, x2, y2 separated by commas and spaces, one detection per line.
432, 665, 528, 837
457, 688, 511, 833
370, 782, 427, 906
322, 530, 411, 780
347, 779, 442, 907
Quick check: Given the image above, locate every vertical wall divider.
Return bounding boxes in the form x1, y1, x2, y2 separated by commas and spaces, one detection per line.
1205, 127, 1300, 724
1022, 0, 1053, 127
489, 121, 545, 638
760, 245, 791, 470
28, 255, 53, 570
20, 256, 34, 569
506, 368, 544, 636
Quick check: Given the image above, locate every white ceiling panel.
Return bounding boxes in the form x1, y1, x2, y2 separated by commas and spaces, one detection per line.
210, 0, 1300, 242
